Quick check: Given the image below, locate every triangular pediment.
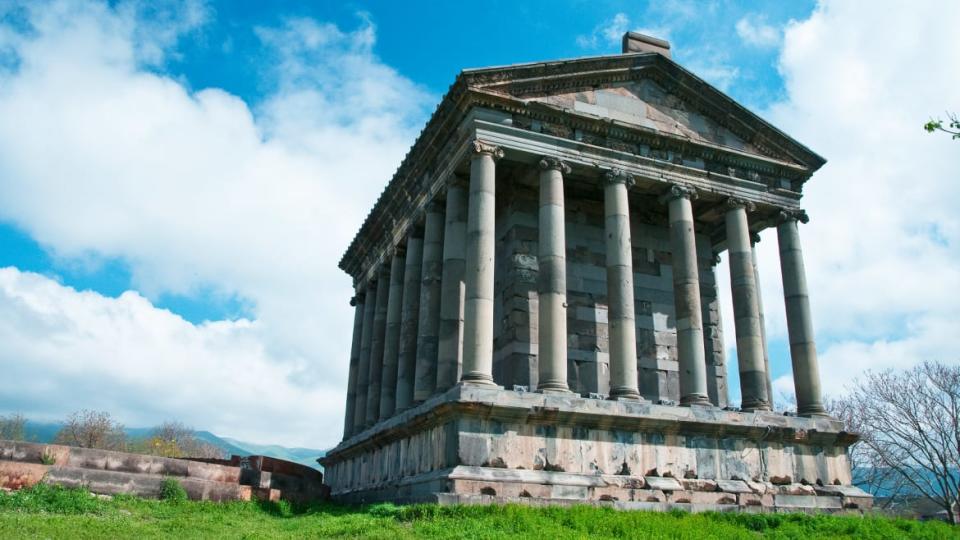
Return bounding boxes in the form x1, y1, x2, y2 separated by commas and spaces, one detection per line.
462, 54, 824, 170
531, 79, 763, 156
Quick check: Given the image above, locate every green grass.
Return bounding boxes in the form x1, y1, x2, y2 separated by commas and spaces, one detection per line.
0, 485, 956, 539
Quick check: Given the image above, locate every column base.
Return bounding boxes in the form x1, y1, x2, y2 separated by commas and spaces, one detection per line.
741, 399, 772, 413
798, 406, 830, 418
460, 376, 499, 387
538, 381, 572, 394
679, 394, 713, 407
609, 387, 643, 401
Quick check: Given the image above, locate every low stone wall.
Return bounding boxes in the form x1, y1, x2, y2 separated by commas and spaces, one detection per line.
0, 440, 327, 503
321, 385, 871, 512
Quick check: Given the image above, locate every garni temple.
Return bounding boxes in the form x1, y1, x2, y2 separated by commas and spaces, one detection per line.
319, 33, 871, 511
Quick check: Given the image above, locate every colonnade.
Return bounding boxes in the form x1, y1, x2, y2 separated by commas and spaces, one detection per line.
342, 142, 826, 438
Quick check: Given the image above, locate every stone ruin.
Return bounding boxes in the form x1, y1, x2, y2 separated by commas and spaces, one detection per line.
320, 33, 872, 512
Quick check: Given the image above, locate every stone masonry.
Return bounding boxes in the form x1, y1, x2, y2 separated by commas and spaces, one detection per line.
322, 32, 869, 512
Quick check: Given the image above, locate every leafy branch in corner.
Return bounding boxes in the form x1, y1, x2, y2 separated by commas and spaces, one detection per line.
924, 112, 960, 139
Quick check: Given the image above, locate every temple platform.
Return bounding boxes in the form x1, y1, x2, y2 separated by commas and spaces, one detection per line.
320, 385, 871, 512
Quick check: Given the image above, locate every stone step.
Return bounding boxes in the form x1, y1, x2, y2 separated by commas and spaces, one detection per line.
43, 466, 252, 501
0, 440, 241, 483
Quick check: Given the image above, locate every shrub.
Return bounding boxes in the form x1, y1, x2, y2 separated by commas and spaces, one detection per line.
158, 478, 187, 503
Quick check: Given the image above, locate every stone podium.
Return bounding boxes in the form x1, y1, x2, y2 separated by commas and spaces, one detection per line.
320, 33, 870, 512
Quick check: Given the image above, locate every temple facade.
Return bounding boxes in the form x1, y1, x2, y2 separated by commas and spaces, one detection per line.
320, 34, 870, 511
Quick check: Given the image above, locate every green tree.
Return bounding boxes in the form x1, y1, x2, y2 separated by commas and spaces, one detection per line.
924, 112, 960, 139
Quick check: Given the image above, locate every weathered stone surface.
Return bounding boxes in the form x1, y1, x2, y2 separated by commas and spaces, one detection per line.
322, 387, 865, 512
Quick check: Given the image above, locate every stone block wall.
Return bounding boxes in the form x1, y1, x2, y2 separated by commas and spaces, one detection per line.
491, 179, 727, 405
321, 386, 868, 511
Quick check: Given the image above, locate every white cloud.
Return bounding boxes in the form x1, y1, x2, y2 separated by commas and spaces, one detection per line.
724, 0, 960, 402
576, 13, 636, 50
0, 1, 432, 447
0, 266, 338, 447
735, 15, 780, 48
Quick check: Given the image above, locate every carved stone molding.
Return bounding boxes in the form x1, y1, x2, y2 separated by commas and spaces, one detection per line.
750, 232, 761, 245
538, 156, 571, 174
471, 140, 504, 160
350, 293, 365, 306
658, 183, 697, 203
724, 197, 756, 212
777, 208, 810, 224
603, 168, 635, 188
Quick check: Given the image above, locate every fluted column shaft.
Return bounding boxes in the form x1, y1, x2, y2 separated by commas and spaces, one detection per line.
353, 281, 377, 432
343, 293, 365, 438
365, 266, 391, 425
378, 251, 405, 420
414, 202, 445, 401
395, 233, 423, 411
461, 141, 502, 386
724, 199, 770, 411
777, 210, 826, 416
538, 157, 570, 392
751, 236, 774, 405
603, 169, 640, 400
436, 179, 469, 391
662, 185, 710, 406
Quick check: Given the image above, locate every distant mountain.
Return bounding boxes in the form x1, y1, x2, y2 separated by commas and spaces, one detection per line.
21, 421, 325, 470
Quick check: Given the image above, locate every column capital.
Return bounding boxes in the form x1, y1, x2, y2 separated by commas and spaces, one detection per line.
750, 232, 761, 245
603, 168, 635, 188
538, 156, 571, 174
424, 199, 444, 214
350, 292, 365, 306
777, 208, 809, 224
393, 244, 407, 258
471, 140, 504, 160
724, 197, 756, 212
659, 183, 697, 203
445, 174, 469, 189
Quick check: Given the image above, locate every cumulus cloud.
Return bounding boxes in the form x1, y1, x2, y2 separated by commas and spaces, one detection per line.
0, 1, 432, 447
727, 0, 960, 402
576, 13, 631, 49
735, 15, 780, 48
0, 267, 338, 447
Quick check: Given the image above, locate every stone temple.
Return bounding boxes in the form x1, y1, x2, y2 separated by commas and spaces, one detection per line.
320, 33, 871, 511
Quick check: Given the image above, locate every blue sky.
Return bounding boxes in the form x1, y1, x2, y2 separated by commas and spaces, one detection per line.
0, 0, 957, 447
0, 0, 814, 322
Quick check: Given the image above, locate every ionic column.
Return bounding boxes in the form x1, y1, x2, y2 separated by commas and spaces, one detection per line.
724, 198, 770, 411
660, 184, 710, 406
603, 169, 640, 400
414, 201, 445, 401
395, 231, 423, 411
777, 210, 827, 416
537, 157, 570, 393
378, 250, 406, 420
436, 178, 468, 391
365, 265, 391, 425
751, 233, 774, 406
343, 292, 365, 439
353, 281, 377, 432
461, 141, 502, 386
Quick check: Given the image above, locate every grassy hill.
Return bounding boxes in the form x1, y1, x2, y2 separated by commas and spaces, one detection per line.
0, 484, 956, 539
22, 421, 325, 469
